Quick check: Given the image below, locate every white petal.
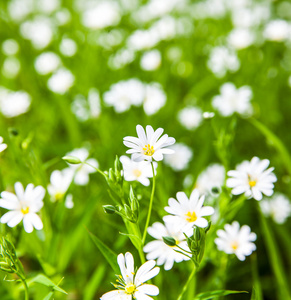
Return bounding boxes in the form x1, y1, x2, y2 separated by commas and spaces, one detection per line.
136, 125, 147, 144
23, 216, 34, 233
101, 290, 130, 300
14, 182, 25, 200
7, 212, 24, 227
133, 292, 154, 300
194, 218, 208, 228
0, 199, 19, 210
1, 211, 22, 225
137, 284, 159, 296
199, 206, 215, 217
0, 191, 19, 203
26, 213, 43, 230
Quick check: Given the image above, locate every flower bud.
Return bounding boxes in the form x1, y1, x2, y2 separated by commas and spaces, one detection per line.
163, 236, 176, 247
103, 205, 116, 214
62, 156, 82, 164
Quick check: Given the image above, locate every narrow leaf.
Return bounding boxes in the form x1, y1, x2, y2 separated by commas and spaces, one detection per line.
31, 274, 67, 294
194, 290, 248, 300
88, 230, 119, 274
43, 291, 54, 300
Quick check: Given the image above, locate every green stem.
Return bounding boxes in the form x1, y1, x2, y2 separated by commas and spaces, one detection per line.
177, 264, 196, 300
84, 162, 107, 177
17, 273, 29, 300
258, 204, 291, 300
142, 162, 156, 245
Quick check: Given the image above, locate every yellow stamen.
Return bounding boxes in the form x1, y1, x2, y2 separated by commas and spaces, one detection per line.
133, 169, 142, 177
21, 207, 29, 215
142, 144, 155, 156
54, 191, 64, 201
185, 211, 197, 222
125, 283, 136, 294
248, 180, 256, 187
230, 241, 239, 250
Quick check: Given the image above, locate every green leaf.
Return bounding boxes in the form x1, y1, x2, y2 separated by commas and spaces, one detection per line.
88, 230, 119, 274
194, 290, 248, 300
31, 274, 67, 294
43, 291, 54, 300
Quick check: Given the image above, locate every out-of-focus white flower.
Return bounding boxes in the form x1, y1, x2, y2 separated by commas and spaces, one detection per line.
47, 169, 74, 202
0, 137, 7, 153
260, 193, 291, 224
144, 221, 192, 270
0, 182, 45, 233
163, 189, 215, 230
215, 221, 256, 261
20, 17, 54, 49
65, 148, 98, 186
59, 38, 77, 57
164, 143, 193, 171
36, 0, 60, 14
140, 50, 161, 71
227, 157, 277, 201
108, 48, 135, 70
103, 79, 145, 113
71, 88, 101, 122
207, 46, 240, 78
0, 89, 31, 118
47, 68, 75, 94
2, 39, 19, 56
100, 252, 159, 300
81, 1, 121, 29
8, 0, 34, 22
127, 29, 160, 51
143, 83, 166, 116
120, 156, 157, 186
177, 106, 203, 130
65, 194, 74, 209
2, 57, 20, 79
133, 0, 187, 24
54, 8, 71, 26
124, 125, 175, 162
195, 164, 225, 196
203, 111, 215, 119
263, 20, 291, 42
227, 28, 255, 50
34, 52, 61, 75
212, 82, 253, 117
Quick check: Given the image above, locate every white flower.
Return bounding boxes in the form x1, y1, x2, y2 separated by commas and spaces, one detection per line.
65, 148, 98, 186
47, 68, 75, 94
212, 82, 253, 117
260, 193, 291, 224
195, 164, 225, 197
163, 189, 215, 230
163, 143, 193, 171
2, 57, 21, 79
227, 28, 254, 50
140, 50, 161, 71
65, 194, 74, 209
226, 156, 277, 201
0, 182, 45, 233
0, 89, 31, 118
100, 252, 159, 300
34, 52, 61, 75
123, 125, 175, 162
207, 46, 240, 78
59, 38, 77, 57
81, 1, 120, 30
215, 221, 257, 261
177, 106, 203, 131
2, 39, 19, 56
143, 221, 192, 270
120, 156, 157, 186
103, 79, 145, 113
143, 83, 166, 116
0, 136, 7, 153
19, 17, 54, 49
47, 169, 74, 202
264, 20, 291, 42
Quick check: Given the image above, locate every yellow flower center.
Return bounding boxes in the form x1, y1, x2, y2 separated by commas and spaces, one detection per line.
185, 211, 197, 222
143, 144, 155, 156
230, 241, 239, 250
248, 180, 256, 187
21, 207, 29, 215
133, 169, 142, 177
125, 283, 136, 295
55, 191, 64, 201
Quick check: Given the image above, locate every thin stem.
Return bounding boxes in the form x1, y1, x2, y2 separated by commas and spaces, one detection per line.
17, 273, 29, 300
177, 264, 196, 300
142, 162, 156, 244
84, 162, 107, 177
